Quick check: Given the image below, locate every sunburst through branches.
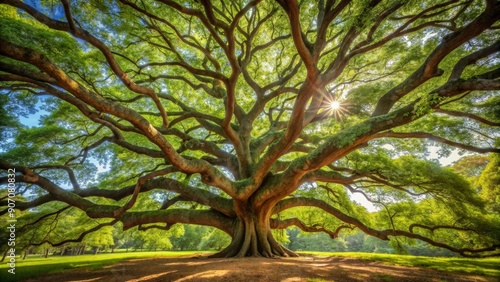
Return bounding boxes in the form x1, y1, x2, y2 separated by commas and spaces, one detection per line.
325, 96, 349, 121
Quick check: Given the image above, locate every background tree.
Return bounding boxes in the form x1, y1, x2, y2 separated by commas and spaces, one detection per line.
1, 0, 499, 258
198, 228, 231, 251
478, 154, 500, 212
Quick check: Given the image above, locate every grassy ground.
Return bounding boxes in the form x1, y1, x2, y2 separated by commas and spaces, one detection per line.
1, 251, 498, 281
0, 251, 208, 282
301, 251, 500, 278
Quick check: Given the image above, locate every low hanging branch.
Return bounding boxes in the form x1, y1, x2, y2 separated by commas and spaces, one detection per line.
408, 223, 477, 234
18, 206, 71, 233
29, 220, 118, 247
273, 197, 500, 257
271, 217, 353, 239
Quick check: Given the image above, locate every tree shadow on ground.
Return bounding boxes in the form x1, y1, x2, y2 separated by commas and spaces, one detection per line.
21, 256, 496, 282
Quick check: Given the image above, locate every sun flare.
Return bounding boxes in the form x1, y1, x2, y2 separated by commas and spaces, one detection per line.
330, 100, 341, 110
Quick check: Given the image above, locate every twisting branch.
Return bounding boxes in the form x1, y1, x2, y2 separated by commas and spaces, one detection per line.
32, 165, 81, 191
435, 108, 500, 127
271, 217, 353, 239
138, 223, 172, 231
275, 0, 315, 73
18, 206, 71, 233
0, 40, 237, 198
30, 220, 118, 247
160, 195, 186, 210
449, 40, 500, 80
273, 197, 387, 239
111, 168, 175, 218
372, 0, 500, 116
60, 0, 76, 32
0, 163, 97, 211
273, 197, 500, 257
0, 170, 235, 218
375, 131, 500, 154
409, 223, 477, 234
2, 0, 169, 127
119, 209, 234, 235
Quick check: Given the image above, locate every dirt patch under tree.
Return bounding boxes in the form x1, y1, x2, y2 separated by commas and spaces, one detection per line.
22, 255, 496, 282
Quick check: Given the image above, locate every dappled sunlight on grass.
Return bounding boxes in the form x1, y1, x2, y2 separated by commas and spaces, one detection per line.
300, 251, 500, 277
0, 251, 207, 282
1, 251, 497, 281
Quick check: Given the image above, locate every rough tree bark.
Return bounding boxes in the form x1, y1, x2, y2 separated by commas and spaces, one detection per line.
212, 201, 297, 258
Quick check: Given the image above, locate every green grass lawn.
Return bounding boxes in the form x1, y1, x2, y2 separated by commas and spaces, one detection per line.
0, 251, 208, 282
300, 251, 500, 278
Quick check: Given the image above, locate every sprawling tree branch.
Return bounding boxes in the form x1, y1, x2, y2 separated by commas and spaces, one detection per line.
375, 131, 500, 154
119, 209, 233, 235
0, 164, 234, 217
273, 197, 500, 257
372, 0, 500, 116
29, 220, 118, 247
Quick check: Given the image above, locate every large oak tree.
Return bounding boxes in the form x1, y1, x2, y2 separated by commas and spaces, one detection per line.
1, 0, 499, 258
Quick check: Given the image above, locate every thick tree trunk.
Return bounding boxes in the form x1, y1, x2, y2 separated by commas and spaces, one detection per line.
1, 250, 7, 262
211, 201, 298, 258
79, 244, 86, 255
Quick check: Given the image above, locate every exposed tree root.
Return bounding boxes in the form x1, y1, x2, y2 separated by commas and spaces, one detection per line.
209, 216, 297, 258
